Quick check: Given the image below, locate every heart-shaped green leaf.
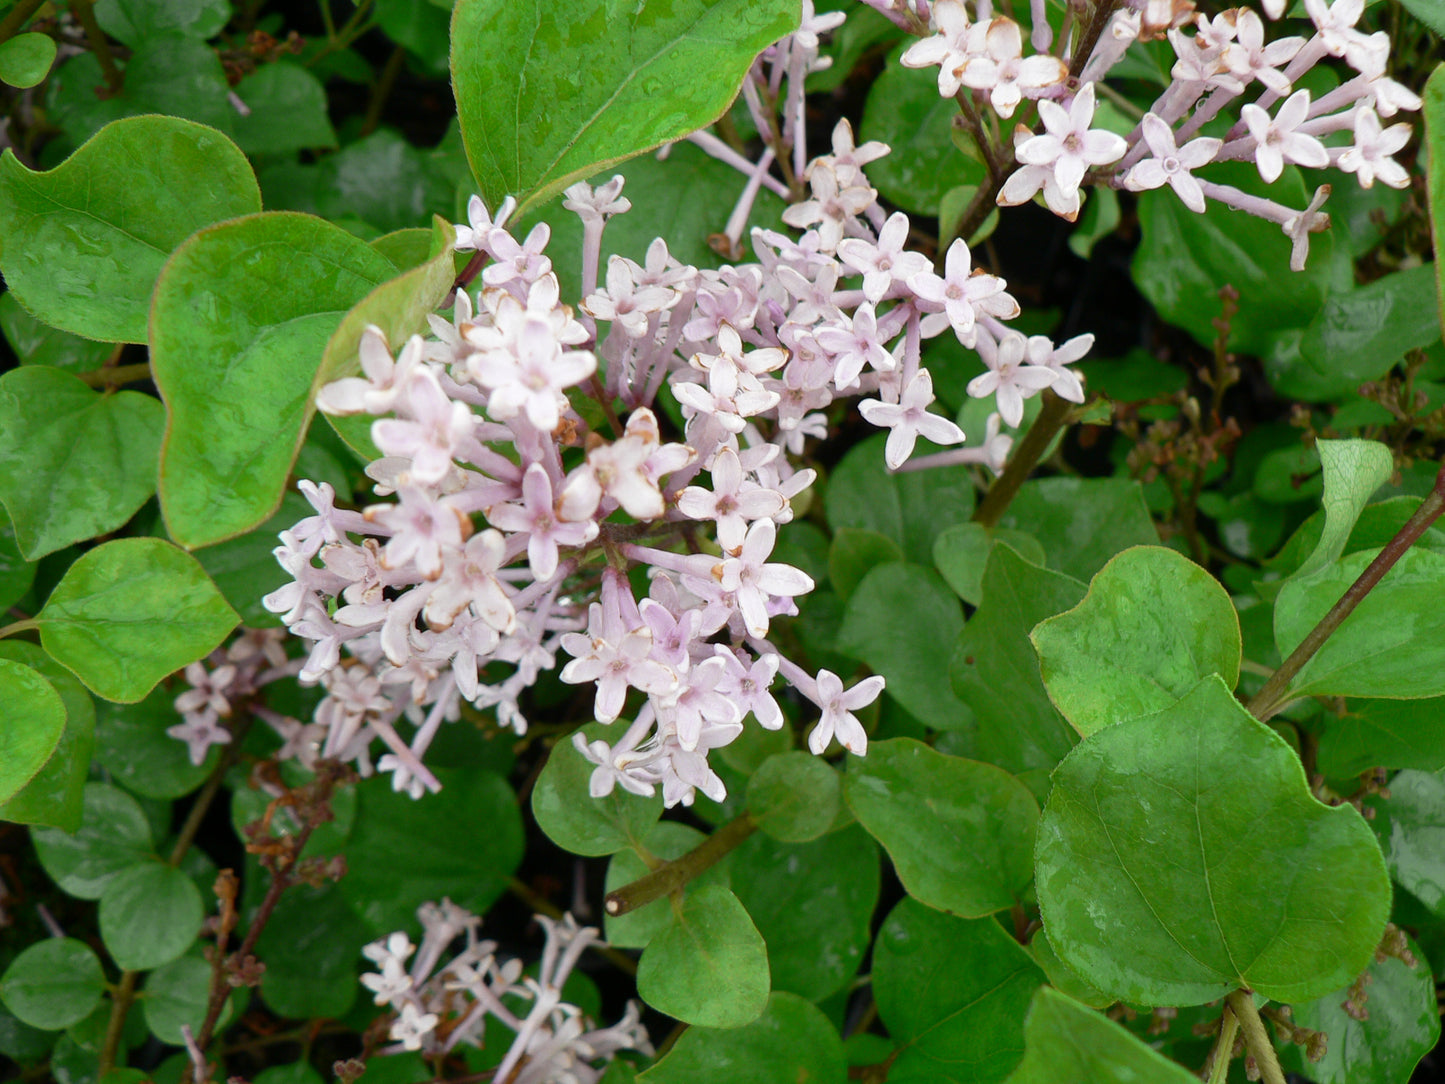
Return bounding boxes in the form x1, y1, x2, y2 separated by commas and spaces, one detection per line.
0, 658, 66, 806
37, 538, 239, 702
873, 898, 1044, 1083
533, 723, 663, 856
638, 992, 844, 1083
143, 956, 236, 1047
746, 752, 841, 843
0, 32, 57, 89
932, 522, 1045, 606
637, 884, 769, 1028
846, 738, 1037, 917
1419, 65, 1444, 344
0, 939, 106, 1031
0, 116, 260, 343
99, 862, 204, 970
1289, 439, 1395, 583
1317, 697, 1445, 778
1004, 987, 1199, 1084
451, 0, 801, 215
1036, 676, 1390, 1006
150, 211, 396, 547
1031, 546, 1241, 736
604, 822, 721, 950
1366, 769, 1445, 919
994, 477, 1156, 583
0, 366, 163, 560
30, 783, 155, 899
0, 641, 96, 832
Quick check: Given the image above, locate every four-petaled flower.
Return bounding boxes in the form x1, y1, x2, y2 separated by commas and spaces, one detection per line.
1122, 113, 1221, 213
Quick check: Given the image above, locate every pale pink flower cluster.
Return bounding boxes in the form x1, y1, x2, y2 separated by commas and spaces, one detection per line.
266, 15, 1095, 807
168, 628, 298, 765
902, 0, 1420, 270
360, 900, 650, 1083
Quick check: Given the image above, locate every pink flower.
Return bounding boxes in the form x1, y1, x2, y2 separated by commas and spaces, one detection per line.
718, 519, 815, 638
487, 463, 597, 580
808, 670, 884, 755
1122, 114, 1220, 213
967, 331, 1057, 428
858, 369, 966, 470
1242, 90, 1329, 184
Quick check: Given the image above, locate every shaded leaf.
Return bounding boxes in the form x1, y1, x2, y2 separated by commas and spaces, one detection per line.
638, 992, 844, 1083
1004, 987, 1198, 1084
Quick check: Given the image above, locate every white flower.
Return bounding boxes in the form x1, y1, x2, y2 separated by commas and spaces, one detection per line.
1122, 113, 1220, 213
390, 1002, 438, 1051
858, 369, 966, 470
899, 0, 974, 97
1337, 107, 1410, 189
809, 670, 884, 755
1242, 89, 1329, 184
959, 17, 1067, 118
967, 331, 1057, 427
1001, 83, 1125, 220
717, 519, 815, 639
908, 238, 1018, 347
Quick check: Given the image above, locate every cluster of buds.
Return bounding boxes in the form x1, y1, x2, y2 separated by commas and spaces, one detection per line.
360, 900, 650, 1082
262, 9, 1098, 807
893, 0, 1421, 269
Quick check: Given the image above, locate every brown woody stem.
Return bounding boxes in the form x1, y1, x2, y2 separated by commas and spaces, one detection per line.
604, 813, 757, 916
972, 390, 1074, 529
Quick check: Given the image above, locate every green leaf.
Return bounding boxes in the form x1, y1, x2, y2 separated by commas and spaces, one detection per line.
951, 544, 1083, 795
0, 940, 106, 1031
637, 884, 770, 1027
532, 723, 663, 856
94, 0, 231, 45
730, 826, 879, 1001
0, 514, 36, 613
845, 738, 1037, 917
1429, 66, 1445, 339
193, 492, 311, 628
825, 433, 977, 565
1294, 266, 1442, 399
1036, 675, 1390, 1006
370, 228, 437, 272
604, 822, 720, 949
1267, 494, 1445, 581
150, 212, 395, 547
1366, 769, 1445, 918
0, 293, 113, 372
1279, 935, 1440, 1084
0, 32, 57, 89
37, 538, 238, 702
932, 522, 1044, 606
143, 956, 235, 1046
638, 991, 845, 1083
99, 862, 204, 970
1004, 987, 1199, 1084
0, 658, 65, 806
746, 752, 841, 843
0, 641, 96, 832
231, 62, 337, 155
872, 897, 1043, 1084
253, 1063, 323, 1084
0, 367, 164, 560
451, 0, 801, 216
826, 528, 903, 602
1031, 546, 1242, 736
859, 44, 986, 215
31, 782, 155, 899
837, 563, 970, 732
1318, 697, 1445, 777
340, 769, 522, 936
255, 881, 367, 1019
1290, 439, 1396, 583
1275, 546, 1445, 700
1027, 926, 1111, 1010
1133, 161, 1342, 356
0, 116, 261, 344
92, 684, 215, 799
993, 477, 1156, 583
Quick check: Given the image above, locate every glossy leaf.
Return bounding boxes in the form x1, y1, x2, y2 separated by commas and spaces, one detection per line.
230, 62, 337, 155
0, 293, 113, 373
932, 522, 1045, 606
532, 723, 663, 856
1318, 697, 1445, 778
1279, 937, 1440, 1084
1134, 161, 1341, 356
837, 563, 970, 731
994, 477, 1156, 583
1296, 266, 1441, 399
1267, 494, 1445, 580
826, 434, 977, 565
827, 528, 903, 602
637, 885, 770, 1028
1366, 769, 1445, 918
1005, 987, 1199, 1084
31, 782, 155, 899
1031, 546, 1241, 736
340, 769, 522, 936
99, 863, 204, 970
638, 992, 845, 1083
1275, 546, 1445, 700
1028, 927, 1111, 1010
0, 116, 261, 343
730, 826, 879, 1001
604, 822, 721, 950
860, 44, 986, 214
451, 0, 800, 215
846, 738, 1037, 916
951, 544, 1083, 796
37, 538, 238, 702
143, 956, 235, 1047
1037, 676, 1391, 1006
1290, 439, 1396, 583
747, 752, 841, 842
0, 642, 96, 832
0, 514, 35, 613
0, 367, 163, 559
0, 32, 56, 89
0, 940, 106, 1031
1425, 66, 1445, 337
94, 0, 231, 45
0, 658, 65, 806
872, 898, 1043, 1083
150, 212, 395, 547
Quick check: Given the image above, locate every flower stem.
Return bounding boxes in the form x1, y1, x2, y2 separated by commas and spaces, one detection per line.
972, 389, 1073, 529
604, 813, 757, 916
68, 0, 122, 95
78, 362, 152, 389
1225, 991, 1286, 1084
1247, 460, 1445, 722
